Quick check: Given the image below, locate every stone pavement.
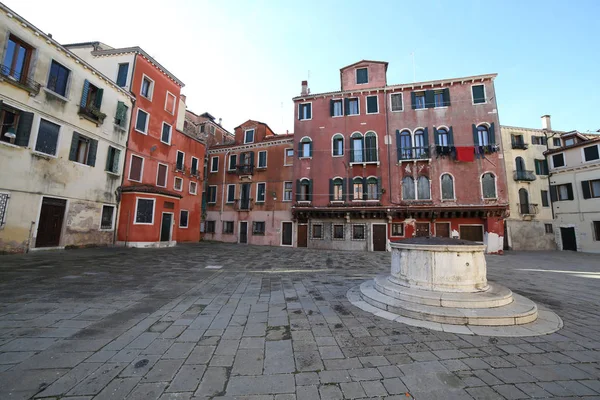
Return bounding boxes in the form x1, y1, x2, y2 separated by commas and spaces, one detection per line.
0, 243, 599, 399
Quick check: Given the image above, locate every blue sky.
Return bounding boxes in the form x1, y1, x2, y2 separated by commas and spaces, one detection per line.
8, 0, 600, 134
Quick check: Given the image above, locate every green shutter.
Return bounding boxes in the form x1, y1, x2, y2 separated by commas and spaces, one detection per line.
116, 101, 127, 127
423, 127, 429, 156
362, 177, 368, 200
425, 90, 435, 108
329, 179, 334, 202
448, 127, 454, 146
330, 99, 334, 117
349, 139, 355, 162
566, 183, 574, 200
542, 160, 549, 175
581, 181, 591, 199
535, 160, 541, 175
344, 98, 350, 115
342, 178, 347, 202
94, 88, 104, 109
306, 104, 311, 119
296, 180, 301, 201
434, 128, 439, 145
443, 88, 451, 106
15, 111, 34, 147
473, 85, 485, 103
549, 185, 558, 202
308, 142, 313, 157
396, 130, 401, 161
489, 123, 496, 145
348, 178, 353, 201
472, 124, 478, 146
69, 132, 80, 161
410, 92, 416, 110
87, 139, 98, 167
297, 141, 303, 158
80, 79, 90, 108
249, 151, 255, 167
308, 179, 313, 201
377, 177, 382, 200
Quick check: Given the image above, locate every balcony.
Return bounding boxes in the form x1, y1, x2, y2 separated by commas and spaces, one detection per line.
513, 170, 536, 182
234, 198, 253, 211
511, 141, 529, 150
236, 164, 254, 175
518, 203, 539, 216
398, 147, 430, 161
0, 64, 40, 95
78, 105, 107, 125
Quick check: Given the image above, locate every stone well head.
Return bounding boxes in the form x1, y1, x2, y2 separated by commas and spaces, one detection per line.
390, 237, 488, 293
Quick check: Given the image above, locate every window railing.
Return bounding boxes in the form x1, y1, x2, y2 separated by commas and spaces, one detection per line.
0, 64, 40, 95
236, 164, 254, 175
234, 198, 253, 211
79, 105, 107, 124
513, 170, 537, 182
518, 203, 539, 215
398, 147, 430, 160
511, 141, 529, 150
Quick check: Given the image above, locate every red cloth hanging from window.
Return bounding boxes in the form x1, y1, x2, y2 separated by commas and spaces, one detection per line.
455, 146, 475, 162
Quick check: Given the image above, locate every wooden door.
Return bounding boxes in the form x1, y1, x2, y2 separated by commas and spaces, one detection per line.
36, 197, 66, 247
435, 222, 450, 238
372, 224, 387, 251
560, 227, 577, 251
282, 222, 293, 246
239, 221, 248, 244
160, 213, 172, 242
415, 223, 430, 237
297, 224, 308, 247
460, 225, 484, 242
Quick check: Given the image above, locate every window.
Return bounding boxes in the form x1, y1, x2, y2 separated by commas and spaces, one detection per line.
477, 125, 489, 146
414, 91, 426, 109
390, 93, 403, 112
351, 133, 363, 162
252, 182, 265, 203
179, 210, 189, 228
205, 221, 216, 233
437, 128, 449, 147
564, 138, 575, 146
223, 221, 234, 234
253, 221, 266, 235
472, 85, 486, 104
332, 134, 344, 156
545, 224, 553, 234
210, 156, 219, 172
135, 109, 149, 134
129, 154, 144, 181
299, 137, 312, 158
106, 146, 121, 174
100, 205, 115, 230
331, 99, 343, 117
417, 176, 431, 200
68, 133, 97, 166
581, 179, 600, 199
541, 190, 549, 207
535, 159, 549, 175
135, 198, 154, 224
35, 119, 60, 156
298, 179, 311, 202
312, 224, 323, 239
391, 223, 404, 236
200, 124, 205, 133
434, 91, 444, 108
258, 151, 267, 168
285, 149, 293, 165
441, 174, 454, 200
244, 129, 255, 144
515, 156, 526, 173
332, 178, 343, 201
191, 157, 199, 176
161, 123, 172, 144
298, 103, 312, 120
156, 163, 168, 187
347, 98, 359, 115
189, 181, 197, 195
174, 177, 183, 191
552, 183, 573, 201
176, 151, 185, 171
531, 136, 547, 145
210, 125, 215, 135
356, 67, 368, 84
481, 173, 496, 199
47, 60, 70, 97
141, 76, 153, 99
283, 181, 293, 201
3, 35, 33, 83
227, 154, 237, 171
333, 224, 344, 239
367, 177, 379, 200
226, 184, 235, 203
116, 63, 129, 87
0, 192, 8, 227
352, 224, 366, 240
115, 101, 128, 128
207, 186, 217, 203
365, 132, 378, 162
0, 105, 33, 146
353, 177, 363, 200
553, 138, 561, 147
594, 221, 600, 241
583, 145, 599, 162
79, 80, 103, 117
366, 95, 378, 114
165, 92, 176, 114
398, 130, 412, 160
402, 177, 415, 200
552, 153, 565, 168
414, 129, 426, 158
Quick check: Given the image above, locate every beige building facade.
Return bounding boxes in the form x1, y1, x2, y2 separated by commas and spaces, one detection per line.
0, 4, 134, 252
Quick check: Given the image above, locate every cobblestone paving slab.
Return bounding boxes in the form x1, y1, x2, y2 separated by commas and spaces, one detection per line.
0, 243, 598, 399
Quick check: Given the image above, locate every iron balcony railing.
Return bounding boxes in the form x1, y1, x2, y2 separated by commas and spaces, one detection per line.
236, 164, 254, 175
78, 105, 107, 124
511, 141, 529, 150
398, 147, 430, 161
234, 198, 253, 211
513, 170, 537, 182
518, 203, 539, 215
0, 64, 41, 94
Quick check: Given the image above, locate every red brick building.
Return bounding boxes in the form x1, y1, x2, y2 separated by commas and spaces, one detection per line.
204, 120, 294, 246
184, 110, 234, 149
292, 60, 508, 253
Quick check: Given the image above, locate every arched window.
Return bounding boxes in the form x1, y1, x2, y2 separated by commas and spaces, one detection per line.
332, 134, 344, 156
399, 130, 412, 160
331, 177, 344, 201
417, 176, 431, 200
298, 178, 311, 201
414, 129, 425, 158
482, 173, 496, 199
365, 132, 378, 162
367, 177, 379, 200
518, 188, 530, 214
402, 176, 415, 200
351, 132, 364, 162
437, 128, 448, 146
515, 156, 526, 172
441, 174, 454, 200
299, 137, 312, 158
477, 125, 489, 146
352, 177, 364, 200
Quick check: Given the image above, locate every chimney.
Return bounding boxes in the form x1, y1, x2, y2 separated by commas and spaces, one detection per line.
218, 118, 222, 126
180, 94, 187, 103
541, 115, 551, 130
301, 80, 308, 96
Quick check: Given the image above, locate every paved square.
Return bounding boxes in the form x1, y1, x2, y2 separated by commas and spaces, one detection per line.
0, 243, 599, 399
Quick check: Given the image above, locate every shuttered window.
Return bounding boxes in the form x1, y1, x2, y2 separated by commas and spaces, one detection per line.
535, 159, 549, 175
366, 95, 378, 114
176, 151, 185, 171
226, 185, 235, 203
332, 135, 344, 156
207, 186, 217, 203
116, 63, 129, 87
541, 190, 549, 207
191, 157, 199, 176
482, 173, 496, 199
47, 60, 70, 97
441, 174, 454, 200
552, 153, 565, 168
35, 119, 60, 156
298, 103, 311, 120
156, 164, 168, 187
356, 68, 368, 84
330, 99, 343, 117
115, 101, 128, 128
161, 123, 172, 144
106, 147, 120, 174
583, 145, 599, 162
129, 155, 143, 182
68, 132, 97, 166
472, 85, 486, 104
135, 109, 149, 133
390, 93, 403, 111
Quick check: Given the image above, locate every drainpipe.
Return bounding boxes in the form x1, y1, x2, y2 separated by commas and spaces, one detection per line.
543, 129, 556, 220
219, 150, 231, 223
384, 88, 393, 205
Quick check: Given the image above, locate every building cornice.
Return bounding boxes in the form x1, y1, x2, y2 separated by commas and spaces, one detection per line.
208, 138, 294, 154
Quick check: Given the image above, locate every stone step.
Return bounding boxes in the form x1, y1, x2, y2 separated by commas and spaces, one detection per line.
359, 280, 538, 326
373, 275, 514, 309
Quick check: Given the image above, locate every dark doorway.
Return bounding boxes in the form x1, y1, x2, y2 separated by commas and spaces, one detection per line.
160, 213, 172, 242
36, 197, 66, 247
460, 225, 484, 242
297, 224, 308, 247
282, 222, 293, 246
519, 188, 530, 214
560, 227, 577, 251
435, 222, 450, 238
239, 221, 248, 244
415, 223, 430, 237
240, 183, 251, 210
372, 224, 387, 251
